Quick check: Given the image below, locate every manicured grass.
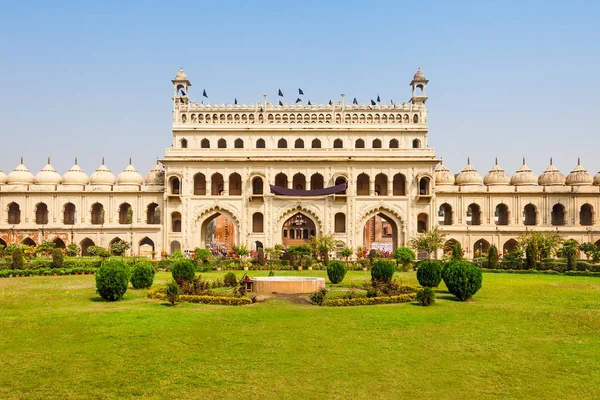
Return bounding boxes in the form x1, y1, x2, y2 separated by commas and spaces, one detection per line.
1, 271, 600, 399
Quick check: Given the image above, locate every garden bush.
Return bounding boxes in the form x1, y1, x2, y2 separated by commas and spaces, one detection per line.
310, 288, 328, 305
95, 260, 131, 301
51, 249, 64, 268
416, 259, 442, 287
487, 245, 499, 268
223, 272, 238, 287
11, 247, 24, 269
171, 259, 196, 282
166, 281, 180, 305
157, 259, 173, 270
130, 261, 155, 289
371, 259, 396, 283
193, 248, 213, 265
443, 261, 483, 301
416, 287, 435, 306
323, 293, 416, 307
326, 260, 346, 284
393, 247, 415, 271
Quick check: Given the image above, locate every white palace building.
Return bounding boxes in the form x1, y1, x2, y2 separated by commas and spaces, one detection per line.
1, 68, 599, 258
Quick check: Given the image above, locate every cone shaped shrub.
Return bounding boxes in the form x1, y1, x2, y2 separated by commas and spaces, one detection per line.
416, 259, 442, 287
130, 261, 155, 289
371, 259, 396, 283
96, 260, 131, 301
326, 260, 347, 284
442, 261, 483, 301
416, 287, 435, 306
171, 259, 195, 282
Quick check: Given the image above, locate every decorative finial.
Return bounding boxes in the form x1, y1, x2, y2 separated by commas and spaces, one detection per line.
550, 157, 553, 165
495, 157, 498, 165
75, 157, 78, 165
578, 157, 581, 166
156, 158, 159, 165
102, 157, 105, 165
467, 157, 471, 165
129, 157, 132, 165
48, 157, 51, 164
522, 157, 526, 165
20, 156, 23, 164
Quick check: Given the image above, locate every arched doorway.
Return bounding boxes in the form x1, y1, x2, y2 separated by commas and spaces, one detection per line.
282, 212, 316, 247
503, 239, 518, 255
473, 239, 490, 258
200, 212, 237, 255
362, 212, 400, 252
80, 238, 95, 256
53, 238, 66, 249
139, 237, 155, 258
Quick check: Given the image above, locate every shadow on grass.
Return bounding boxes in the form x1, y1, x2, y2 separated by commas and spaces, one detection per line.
435, 295, 462, 302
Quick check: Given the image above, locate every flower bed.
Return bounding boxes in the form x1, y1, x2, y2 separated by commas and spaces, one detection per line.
322, 293, 416, 307
147, 287, 252, 306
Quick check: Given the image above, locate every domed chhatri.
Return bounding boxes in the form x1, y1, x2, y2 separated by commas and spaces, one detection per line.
594, 170, 600, 186
0, 169, 7, 185
538, 158, 565, 186
145, 161, 165, 186
173, 67, 188, 81
484, 158, 510, 186
455, 158, 482, 186
413, 67, 426, 81
90, 158, 117, 186
62, 158, 89, 186
7, 158, 35, 185
117, 159, 144, 186
510, 158, 538, 186
34, 158, 62, 186
566, 158, 593, 186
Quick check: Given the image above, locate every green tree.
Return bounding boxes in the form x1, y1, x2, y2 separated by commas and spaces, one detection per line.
579, 243, 597, 260
36, 240, 56, 257
393, 247, 416, 270
110, 240, 131, 256
51, 248, 64, 268
11, 247, 24, 269
65, 243, 80, 257
451, 243, 463, 261
518, 231, 563, 262
193, 248, 213, 265
233, 244, 250, 257
487, 245, 499, 268
409, 227, 447, 259
340, 247, 353, 265
309, 233, 336, 262
562, 239, 579, 270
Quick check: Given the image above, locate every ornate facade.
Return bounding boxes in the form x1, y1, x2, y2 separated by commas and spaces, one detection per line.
0, 68, 599, 258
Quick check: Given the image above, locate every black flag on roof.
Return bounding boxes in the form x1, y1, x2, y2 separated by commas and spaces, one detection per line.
371, 99, 376, 106
278, 100, 283, 106
203, 89, 208, 98
308, 100, 312, 105
353, 97, 358, 105
295, 97, 302, 103
298, 88, 304, 95
234, 98, 238, 105
278, 89, 283, 97
377, 94, 381, 103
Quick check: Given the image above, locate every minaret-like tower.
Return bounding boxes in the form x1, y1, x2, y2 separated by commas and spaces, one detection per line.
410, 67, 429, 105
172, 68, 191, 107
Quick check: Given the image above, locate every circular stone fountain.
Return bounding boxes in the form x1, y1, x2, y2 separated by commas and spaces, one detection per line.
250, 276, 325, 294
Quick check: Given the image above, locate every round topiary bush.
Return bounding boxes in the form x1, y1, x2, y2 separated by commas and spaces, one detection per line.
443, 261, 483, 301
326, 260, 347, 284
171, 259, 196, 282
416, 259, 443, 287
371, 259, 396, 283
416, 287, 435, 306
223, 272, 238, 287
130, 261, 155, 289
393, 247, 416, 271
95, 260, 131, 301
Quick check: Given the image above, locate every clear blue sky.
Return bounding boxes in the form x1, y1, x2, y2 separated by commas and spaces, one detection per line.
1, 0, 599, 178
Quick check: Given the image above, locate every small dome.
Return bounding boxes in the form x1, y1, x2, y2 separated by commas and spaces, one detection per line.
0, 170, 7, 185
484, 159, 510, 186
566, 159, 593, 186
434, 161, 455, 186
174, 68, 188, 81
90, 159, 116, 186
538, 158, 565, 186
413, 68, 426, 81
594, 171, 600, 186
145, 163, 165, 186
34, 159, 62, 185
455, 158, 482, 186
62, 159, 89, 186
117, 160, 143, 186
7, 159, 35, 185
510, 159, 538, 186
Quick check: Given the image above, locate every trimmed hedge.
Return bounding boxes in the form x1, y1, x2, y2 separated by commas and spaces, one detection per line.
130, 261, 155, 289
171, 259, 196, 282
147, 288, 252, 306
326, 260, 347, 284
95, 261, 131, 301
371, 259, 396, 283
482, 268, 600, 277
443, 261, 483, 301
0, 268, 97, 278
416, 259, 443, 287
323, 293, 416, 307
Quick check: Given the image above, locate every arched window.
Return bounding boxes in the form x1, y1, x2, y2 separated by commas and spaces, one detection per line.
419, 177, 430, 195
211, 173, 224, 195
252, 177, 264, 195
295, 139, 304, 148
495, 204, 509, 225
91, 203, 104, 225
234, 138, 244, 148
389, 139, 399, 148
372, 139, 382, 148
53, 238, 66, 249
357, 173, 370, 195
473, 239, 490, 258
334, 176, 347, 194
278, 138, 287, 148
310, 173, 324, 190
311, 139, 321, 148
374, 174, 388, 196
201, 138, 210, 148
229, 173, 242, 195
467, 204, 481, 226
80, 238, 95, 256
35, 203, 49, 225
355, 139, 365, 148
551, 204, 566, 226
118, 203, 132, 224
170, 241, 181, 253
256, 138, 266, 148
8, 203, 20, 225
412, 139, 421, 148
439, 204, 453, 225
194, 173, 206, 195
252, 212, 264, 233
275, 173, 288, 188
171, 212, 182, 232
169, 177, 180, 194
293, 173, 306, 190
180, 138, 188, 148
417, 213, 428, 233
523, 204, 537, 226
393, 174, 406, 196
504, 239, 518, 255
580, 204, 593, 226
333, 139, 343, 148
63, 203, 76, 225
413, 114, 419, 123
218, 138, 227, 148
147, 203, 160, 224
334, 213, 346, 233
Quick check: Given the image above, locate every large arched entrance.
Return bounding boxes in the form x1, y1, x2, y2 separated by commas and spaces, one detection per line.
362, 212, 400, 252
282, 212, 316, 247
200, 212, 237, 255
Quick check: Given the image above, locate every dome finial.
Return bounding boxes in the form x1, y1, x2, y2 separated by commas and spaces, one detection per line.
75, 157, 78, 165
129, 157, 132, 165
550, 157, 553, 165
578, 157, 581, 166
495, 157, 498, 165
102, 157, 105, 165
20, 156, 23, 164
522, 157, 526, 165
47, 157, 51, 165
467, 156, 471, 165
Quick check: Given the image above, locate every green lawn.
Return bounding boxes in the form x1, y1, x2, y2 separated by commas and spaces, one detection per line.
1, 271, 599, 399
